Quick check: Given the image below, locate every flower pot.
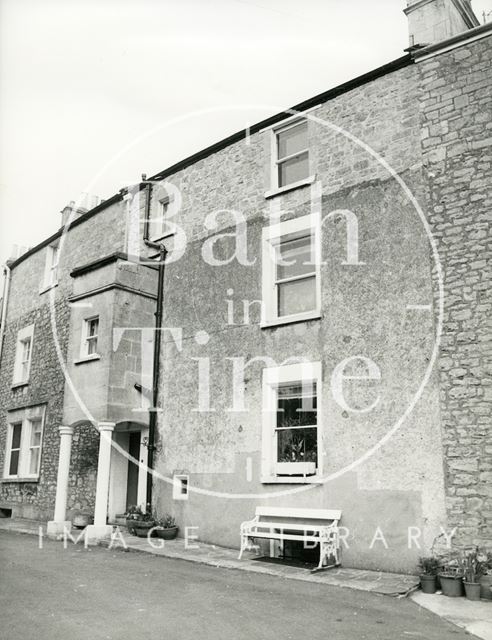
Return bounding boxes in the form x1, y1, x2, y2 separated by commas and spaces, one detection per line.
420, 574, 437, 594
154, 526, 179, 540
73, 513, 92, 529
479, 574, 492, 601
439, 574, 464, 597
276, 462, 316, 476
114, 514, 127, 528
133, 522, 155, 538
463, 581, 481, 601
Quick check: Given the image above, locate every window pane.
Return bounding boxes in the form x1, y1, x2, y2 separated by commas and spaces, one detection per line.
277, 388, 317, 429
277, 427, 317, 464
276, 236, 314, 281
87, 337, 98, 355
277, 123, 307, 160
29, 448, 40, 476
11, 424, 22, 449
278, 152, 309, 187
22, 339, 31, 362
30, 421, 42, 447
9, 450, 20, 476
277, 276, 316, 317
88, 319, 98, 337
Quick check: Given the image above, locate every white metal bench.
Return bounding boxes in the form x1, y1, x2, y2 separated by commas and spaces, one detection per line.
239, 506, 342, 570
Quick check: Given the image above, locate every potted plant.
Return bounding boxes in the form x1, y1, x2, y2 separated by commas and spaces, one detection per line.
438, 560, 464, 597
462, 547, 483, 601
72, 511, 93, 529
478, 551, 492, 601
418, 556, 439, 594
276, 434, 316, 476
125, 505, 155, 537
154, 514, 179, 540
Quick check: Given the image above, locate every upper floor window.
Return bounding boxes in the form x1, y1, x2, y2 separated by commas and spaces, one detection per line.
81, 316, 99, 358
148, 195, 175, 242
4, 405, 45, 479
42, 243, 59, 290
262, 213, 321, 327
273, 120, 309, 190
12, 324, 34, 386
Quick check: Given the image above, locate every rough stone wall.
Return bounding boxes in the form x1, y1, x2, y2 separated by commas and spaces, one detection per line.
417, 35, 492, 547
0, 198, 128, 520
0, 301, 70, 519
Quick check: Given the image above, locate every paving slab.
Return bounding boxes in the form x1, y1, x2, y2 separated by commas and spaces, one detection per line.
412, 591, 492, 640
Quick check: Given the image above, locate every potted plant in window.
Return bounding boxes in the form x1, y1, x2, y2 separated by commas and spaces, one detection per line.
154, 514, 179, 540
125, 505, 155, 537
418, 556, 439, 594
438, 559, 464, 597
276, 434, 316, 476
462, 547, 483, 601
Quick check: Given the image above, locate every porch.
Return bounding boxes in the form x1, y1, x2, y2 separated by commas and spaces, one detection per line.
46, 420, 149, 541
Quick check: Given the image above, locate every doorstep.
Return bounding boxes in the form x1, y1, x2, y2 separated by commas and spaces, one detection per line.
412, 592, 492, 640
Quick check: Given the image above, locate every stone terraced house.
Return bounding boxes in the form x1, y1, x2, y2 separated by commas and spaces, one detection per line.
0, 0, 490, 573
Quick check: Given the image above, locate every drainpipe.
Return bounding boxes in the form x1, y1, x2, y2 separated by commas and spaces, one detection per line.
0, 263, 11, 363
142, 177, 167, 513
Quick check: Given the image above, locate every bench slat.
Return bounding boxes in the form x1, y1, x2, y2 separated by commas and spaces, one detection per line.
255, 506, 341, 521
246, 531, 327, 542
247, 521, 334, 532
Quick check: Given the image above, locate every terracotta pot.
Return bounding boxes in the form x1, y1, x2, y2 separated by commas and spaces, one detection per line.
154, 526, 179, 540
439, 574, 464, 597
479, 574, 492, 600
420, 574, 437, 594
463, 581, 481, 601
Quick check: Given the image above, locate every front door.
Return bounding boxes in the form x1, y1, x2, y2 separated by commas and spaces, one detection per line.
126, 432, 140, 510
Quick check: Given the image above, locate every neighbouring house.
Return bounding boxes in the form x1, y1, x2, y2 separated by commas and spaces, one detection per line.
0, 0, 490, 573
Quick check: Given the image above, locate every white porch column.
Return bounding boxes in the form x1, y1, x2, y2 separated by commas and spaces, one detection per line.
85, 422, 115, 542
47, 425, 74, 537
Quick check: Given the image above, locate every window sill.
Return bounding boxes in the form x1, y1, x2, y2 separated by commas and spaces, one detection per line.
261, 311, 321, 329
11, 381, 29, 390
261, 476, 324, 485
74, 354, 101, 365
39, 282, 58, 295
1, 477, 39, 484
264, 175, 316, 199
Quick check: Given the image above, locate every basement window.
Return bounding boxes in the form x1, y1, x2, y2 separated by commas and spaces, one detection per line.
173, 475, 189, 500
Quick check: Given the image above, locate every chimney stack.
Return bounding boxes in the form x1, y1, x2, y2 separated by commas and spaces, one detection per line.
404, 0, 480, 48
60, 200, 88, 227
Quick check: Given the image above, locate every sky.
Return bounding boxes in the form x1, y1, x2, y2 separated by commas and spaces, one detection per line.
1, 0, 491, 269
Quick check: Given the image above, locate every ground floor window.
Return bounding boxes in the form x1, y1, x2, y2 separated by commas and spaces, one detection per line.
262, 361, 322, 481
3, 405, 46, 480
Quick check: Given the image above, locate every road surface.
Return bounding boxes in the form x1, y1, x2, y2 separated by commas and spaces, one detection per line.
0, 531, 469, 640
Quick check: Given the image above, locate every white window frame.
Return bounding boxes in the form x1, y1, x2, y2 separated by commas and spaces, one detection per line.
41, 243, 59, 291
261, 212, 321, 327
4, 405, 46, 480
12, 324, 34, 386
149, 195, 176, 243
270, 118, 312, 193
261, 361, 322, 483
80, 316, 100, 359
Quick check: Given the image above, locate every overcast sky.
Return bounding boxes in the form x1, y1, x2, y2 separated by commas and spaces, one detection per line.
1, 0, 491, 268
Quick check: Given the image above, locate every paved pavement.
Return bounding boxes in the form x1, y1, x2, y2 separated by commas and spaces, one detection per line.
0, 531, 473, 640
